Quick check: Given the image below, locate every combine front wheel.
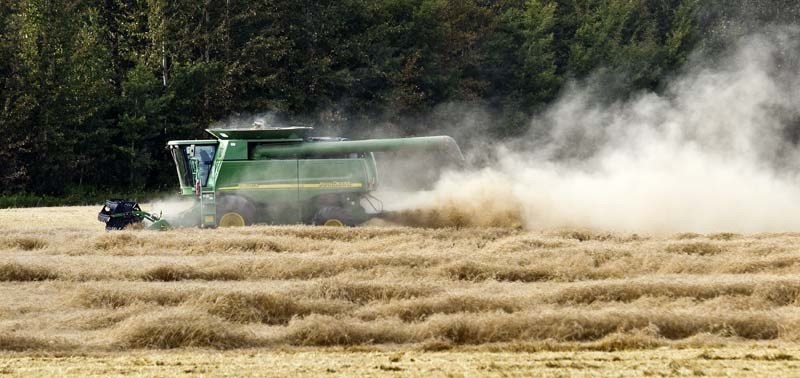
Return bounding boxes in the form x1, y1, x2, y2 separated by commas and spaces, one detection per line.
312, 206, 355, 227
217, 196, 256, 227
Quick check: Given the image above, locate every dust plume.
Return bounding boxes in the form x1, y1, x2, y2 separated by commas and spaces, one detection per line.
389, 28, 800, 234
147, 197, 196, 226
210, 111, 288, 129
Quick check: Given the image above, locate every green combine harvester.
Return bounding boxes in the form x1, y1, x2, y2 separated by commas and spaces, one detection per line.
98, 127, 462, 230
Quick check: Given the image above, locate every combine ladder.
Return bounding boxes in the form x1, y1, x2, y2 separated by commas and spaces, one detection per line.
199, 190, 217, 228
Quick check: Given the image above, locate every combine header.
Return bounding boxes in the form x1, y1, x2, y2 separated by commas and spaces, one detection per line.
99, 127, 462, 230
98, 200, 170, 230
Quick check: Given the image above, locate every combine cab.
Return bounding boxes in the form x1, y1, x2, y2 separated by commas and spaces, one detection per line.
99, 127, 462, 230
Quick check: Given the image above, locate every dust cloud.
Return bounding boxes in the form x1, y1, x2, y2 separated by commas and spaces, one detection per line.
147, 198, 197, 226
210, 111, 287, 129
387, 28, 800, 234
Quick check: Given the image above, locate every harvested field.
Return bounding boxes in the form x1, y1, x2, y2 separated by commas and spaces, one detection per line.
3, 347, 800, 377
1, 206, 800, 375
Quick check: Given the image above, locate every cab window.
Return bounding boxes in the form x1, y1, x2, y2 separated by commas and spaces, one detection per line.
170, 144, 217, 187
193, 145, 217, 186
170, 146, 192, 187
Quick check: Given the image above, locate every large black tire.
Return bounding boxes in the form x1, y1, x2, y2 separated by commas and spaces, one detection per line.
217, 196, 257, 227
312, 206, 356, 227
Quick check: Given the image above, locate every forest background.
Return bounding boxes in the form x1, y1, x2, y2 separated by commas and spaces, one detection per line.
0, 0, 795, 205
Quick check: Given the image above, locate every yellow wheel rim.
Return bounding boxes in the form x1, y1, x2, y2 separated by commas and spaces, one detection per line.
324, 219, 345, 227
219, 212, 246, 227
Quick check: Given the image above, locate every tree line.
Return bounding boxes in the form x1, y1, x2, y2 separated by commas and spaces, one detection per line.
0, 0, 793, 198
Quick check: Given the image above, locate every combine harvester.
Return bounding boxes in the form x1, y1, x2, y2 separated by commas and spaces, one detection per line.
98, 127, 462, 230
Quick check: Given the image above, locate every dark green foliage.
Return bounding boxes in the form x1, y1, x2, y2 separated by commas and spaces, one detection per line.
0, 0, 768, 202
0, 0, 29, 193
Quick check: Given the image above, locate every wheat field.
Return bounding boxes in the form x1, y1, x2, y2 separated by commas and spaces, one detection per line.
1, 206, 800, 376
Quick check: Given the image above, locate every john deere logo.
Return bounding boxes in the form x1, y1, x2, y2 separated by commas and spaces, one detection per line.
318, 182, 357, 188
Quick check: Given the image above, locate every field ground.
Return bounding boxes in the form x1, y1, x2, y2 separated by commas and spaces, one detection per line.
2, 347, 800, 377
2, 206, 800, 376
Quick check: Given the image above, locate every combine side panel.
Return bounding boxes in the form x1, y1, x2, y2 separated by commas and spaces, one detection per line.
298, 158, 371, 221
214, 159, 302, 224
